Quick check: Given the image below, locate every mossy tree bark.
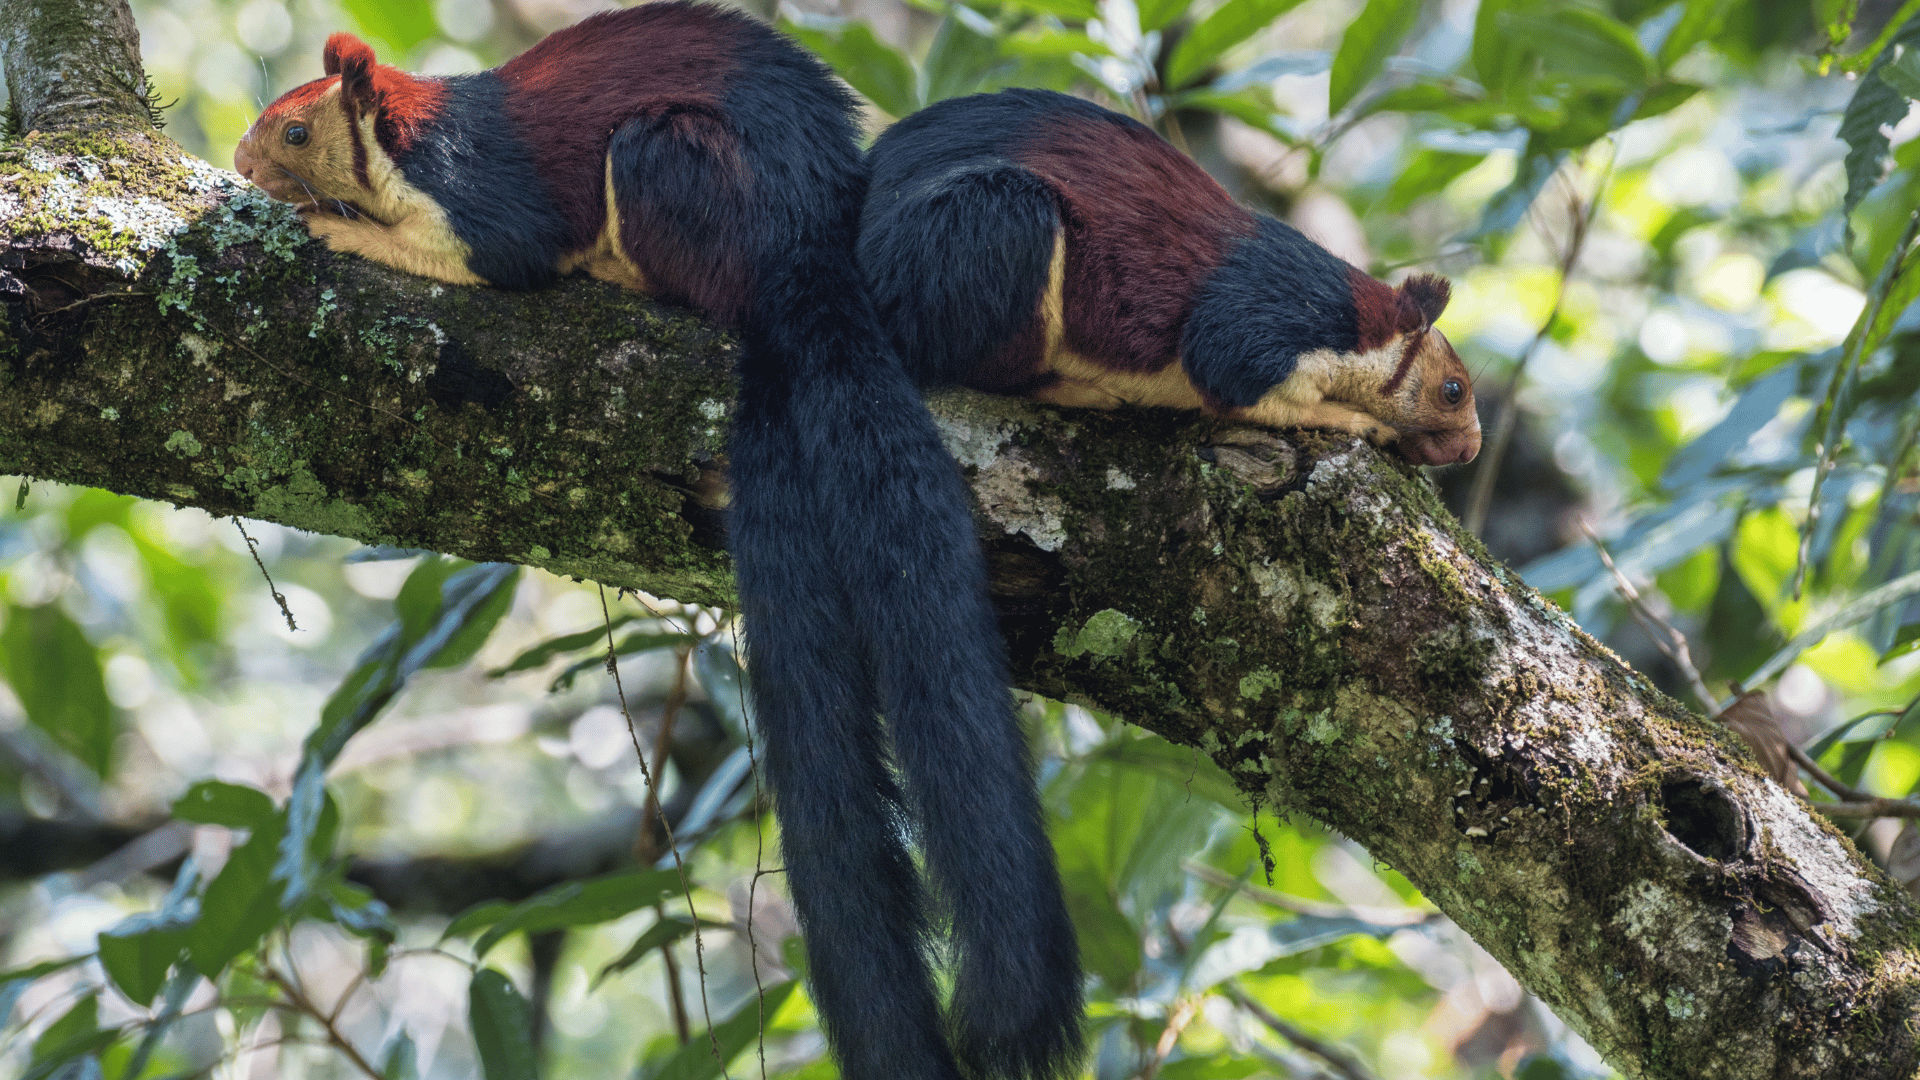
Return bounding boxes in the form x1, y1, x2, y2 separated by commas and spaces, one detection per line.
4, 2, 1920, 1076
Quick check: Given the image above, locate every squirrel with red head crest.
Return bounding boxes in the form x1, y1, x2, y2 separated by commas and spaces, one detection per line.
235, 7, 1084, 1080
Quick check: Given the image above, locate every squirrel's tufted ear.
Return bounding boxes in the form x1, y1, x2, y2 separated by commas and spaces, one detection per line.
323, 33, 378, 113
1399, 273, 1451, 328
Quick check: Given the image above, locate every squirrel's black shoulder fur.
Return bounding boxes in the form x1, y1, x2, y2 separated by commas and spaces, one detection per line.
402, 11, 1084, 1080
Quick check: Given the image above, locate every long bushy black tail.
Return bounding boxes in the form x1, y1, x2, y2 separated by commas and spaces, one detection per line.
728, 238, 1082, 1080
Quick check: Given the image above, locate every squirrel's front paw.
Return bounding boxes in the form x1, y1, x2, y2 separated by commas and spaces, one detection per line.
1358, 419, 1400, 446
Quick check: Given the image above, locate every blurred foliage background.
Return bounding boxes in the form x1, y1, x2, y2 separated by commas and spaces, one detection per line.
3, 0, 1920, 1076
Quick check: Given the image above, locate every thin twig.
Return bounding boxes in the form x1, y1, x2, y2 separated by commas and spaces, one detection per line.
1140, 996, 1199, 1080
1180, 859, 1436, 927
262, 964, 384, 1080
1794, 207, 1920, 599
601, 583, 726, 1076
1465, 145, 1614, 537
235, 518, 297, 632
637, 647, 692, 862
1787, 742, 1873, 802
659, 901, 693, 1043
1582, 523, 1717, 713
1224, 983, 1382, 1080
734, 614, 776, 1080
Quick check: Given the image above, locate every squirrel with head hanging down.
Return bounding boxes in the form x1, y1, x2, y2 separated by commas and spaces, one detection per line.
234, 10, 1476, 1080
859, 88, 1482, 468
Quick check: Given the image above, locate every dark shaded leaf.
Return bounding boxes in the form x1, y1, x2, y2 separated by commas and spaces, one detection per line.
487, 615, 643, 677
1328, 0, 1424, 114
782, 16, 921, 118
1497, 8, 1651, 87
1386, 149, 1485, 211
640, 979, 797, 1080
0, 601, 115, 776
1459, 134, 1566, 242
549, 631, 700, 693
1167, 0, 1312, 91
471, 870, 686, 958
469, 969, 539, 1080
1661, 365, 1796, 490
172, 781, 276, 829
1839, 11, 1920, 222
0, 957, 86, 1026
1884, 622, 1920, 664
596, 915, 718, 988
187, 817, 285, 979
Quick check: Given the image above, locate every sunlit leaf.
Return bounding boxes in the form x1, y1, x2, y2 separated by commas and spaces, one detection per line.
340, 0, 437, 55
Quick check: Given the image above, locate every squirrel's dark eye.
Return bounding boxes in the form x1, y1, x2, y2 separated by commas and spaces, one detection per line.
284, 125, 309, 147
1442, 379, 1463, 405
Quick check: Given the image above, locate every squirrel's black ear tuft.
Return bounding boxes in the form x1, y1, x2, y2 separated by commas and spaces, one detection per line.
324, 33, 378, 112
1399, 273, 1451, 327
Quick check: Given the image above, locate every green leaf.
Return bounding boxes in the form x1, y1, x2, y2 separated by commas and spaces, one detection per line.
172, 781, 276, 829
1328, 0, 1425, 114
487, 615, 643, 677
549, 631, 701, 693
340, 0, 438, 55
187, 817, 287, 979
1495, 8, 1651, 88
1138, 0, 1189, 31
98, 913, 192, 1007
1459, 134, 1565, 241
0, 601, 116, 776
1632, 80, 1703, 121
0, 957, 87, 1026
1839, 11, 1920, 222
640, 980, 798, 1080
1655, 0, 1733, 68
471, 870, 685, 959
1167, 0, 1313, 92
310, 563, 521, 770
1164, 87, 1297, 142
1385, 148, 1484, 211
30, 994, 103, 1069
1472, 0, 1528, 98
595, 915, 710, 988
271, 764, 339, 910
999, 0, 1101, 22
444, 900, 517, 942
382, 1032, 421, 1080
1883, 623, 1920, 665
920, 10, 1010, 107
1882, 48, 1920, 98
424, 565, 520, 671
469, 969, 539, 1080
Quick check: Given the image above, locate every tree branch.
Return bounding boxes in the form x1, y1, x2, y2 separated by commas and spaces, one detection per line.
3, 23, 1920, 1080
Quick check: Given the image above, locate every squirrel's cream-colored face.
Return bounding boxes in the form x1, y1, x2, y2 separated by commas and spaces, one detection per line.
234, 79, 369, 214
1377, 326, 1480, 466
